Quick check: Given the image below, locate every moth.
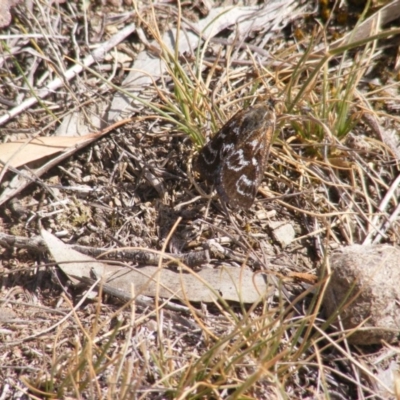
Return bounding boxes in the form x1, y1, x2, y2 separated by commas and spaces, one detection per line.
194, 103, 276, 209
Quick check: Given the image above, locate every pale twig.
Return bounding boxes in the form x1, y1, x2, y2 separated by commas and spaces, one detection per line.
0, 24, 136, 126
363, 173, 400, 244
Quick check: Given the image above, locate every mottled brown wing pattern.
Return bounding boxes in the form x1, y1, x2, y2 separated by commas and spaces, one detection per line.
194, 114, 232, 183
195, 104, 276, 209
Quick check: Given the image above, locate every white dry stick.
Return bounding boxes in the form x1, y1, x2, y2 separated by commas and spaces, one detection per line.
0, 23, 136, 127
363, 173, 400, 244
372, 200, 400, 245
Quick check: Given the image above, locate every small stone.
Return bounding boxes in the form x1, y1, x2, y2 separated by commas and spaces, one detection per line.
268, 221, 295, 248
323, 244, 400, 345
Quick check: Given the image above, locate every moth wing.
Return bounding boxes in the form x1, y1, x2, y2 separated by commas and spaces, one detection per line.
216, 105, 275, 208
216, 131, 268, 208
195, 103, 275, 208
194, 124, 229, 182
194, 108, 251, 183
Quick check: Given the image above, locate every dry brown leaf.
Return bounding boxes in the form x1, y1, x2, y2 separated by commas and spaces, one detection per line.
0, 119, 131, 206
41, 229, 271, 304
0, 135, 98, 171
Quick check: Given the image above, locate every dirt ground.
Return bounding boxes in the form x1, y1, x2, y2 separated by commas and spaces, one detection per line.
1, 0, 400, 399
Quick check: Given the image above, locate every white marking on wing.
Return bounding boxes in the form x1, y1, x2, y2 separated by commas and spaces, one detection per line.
249, 139, 260, 149
202, 144, 219, 163
221, 143, 234, 158
236, 174, 254, 196
225, 149, 250, 171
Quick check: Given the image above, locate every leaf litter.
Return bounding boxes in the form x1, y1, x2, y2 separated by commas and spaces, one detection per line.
1, 1, 400, 398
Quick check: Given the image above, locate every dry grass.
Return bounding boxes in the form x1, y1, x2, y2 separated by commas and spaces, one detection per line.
1, 0, 400, 399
